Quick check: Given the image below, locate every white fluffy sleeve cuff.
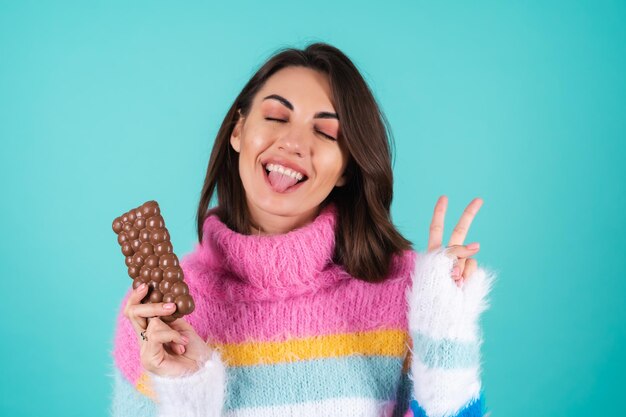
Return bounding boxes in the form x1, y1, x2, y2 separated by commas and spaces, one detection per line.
148, 349, 227, 417
407, 246, 496, 342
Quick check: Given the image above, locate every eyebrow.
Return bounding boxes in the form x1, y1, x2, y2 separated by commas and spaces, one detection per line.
262, 94, 339, 120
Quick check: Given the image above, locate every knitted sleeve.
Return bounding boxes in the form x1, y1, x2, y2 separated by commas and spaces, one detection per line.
403, 246, 496, 417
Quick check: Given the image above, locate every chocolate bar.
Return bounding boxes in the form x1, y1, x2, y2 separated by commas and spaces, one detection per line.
112, 200, 194, 323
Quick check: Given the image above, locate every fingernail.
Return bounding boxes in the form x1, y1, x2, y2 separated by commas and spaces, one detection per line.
137, 283, 146, 291
164, 303, 175, 310
452, 266, 460, 276
467, 242, 480, 250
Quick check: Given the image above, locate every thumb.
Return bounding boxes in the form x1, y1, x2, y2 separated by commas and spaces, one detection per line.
444, 243, 480, 260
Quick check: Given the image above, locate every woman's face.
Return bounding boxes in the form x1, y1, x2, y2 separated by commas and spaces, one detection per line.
230, 66, 349, 234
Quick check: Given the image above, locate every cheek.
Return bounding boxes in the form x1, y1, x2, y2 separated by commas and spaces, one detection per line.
240, 130, 273, 160
315, 147, 346, 182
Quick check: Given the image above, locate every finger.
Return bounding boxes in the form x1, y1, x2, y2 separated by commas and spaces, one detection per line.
448, 197, 483, 246
124, 283, 149, 314
167, 319, 199, 356
144, 316, 188, 343
462, 258, 478, 282
147, 327, 186, 349
127, 300, 176, 337
124, 284, 151, 334
428, 195, 448, 251
131, 302, 177, 321
165, 338, 188, 355
144, 327, 188, 356
131, 303, 177, 339
147, 317, 190, 354
168, 319, 199, 339
452, 257, 467, 281
444, 244, 481, 261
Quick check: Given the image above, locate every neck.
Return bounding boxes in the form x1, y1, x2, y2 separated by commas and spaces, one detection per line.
247, 202, 322, 236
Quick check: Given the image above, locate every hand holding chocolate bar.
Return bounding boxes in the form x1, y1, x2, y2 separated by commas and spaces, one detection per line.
112, 200, 195, 323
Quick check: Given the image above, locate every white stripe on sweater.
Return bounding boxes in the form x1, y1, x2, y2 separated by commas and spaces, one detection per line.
224, 397, 397, 417
409, 358, 481, 417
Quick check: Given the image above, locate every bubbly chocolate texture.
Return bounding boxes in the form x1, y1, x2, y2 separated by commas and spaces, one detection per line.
112, 200, 195, 323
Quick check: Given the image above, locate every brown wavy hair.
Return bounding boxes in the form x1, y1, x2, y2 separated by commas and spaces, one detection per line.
196, 42, 413, 282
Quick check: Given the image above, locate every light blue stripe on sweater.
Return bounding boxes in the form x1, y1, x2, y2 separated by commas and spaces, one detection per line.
411, 331, 480, 369
224, 355, 404, 411
110, 367, 157, 417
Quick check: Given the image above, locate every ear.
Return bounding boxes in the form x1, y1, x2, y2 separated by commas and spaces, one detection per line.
230, 110, 244, 153
335, 174, 347, 187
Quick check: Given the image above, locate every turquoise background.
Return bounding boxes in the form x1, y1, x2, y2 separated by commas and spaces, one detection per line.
1, 1, 624, 416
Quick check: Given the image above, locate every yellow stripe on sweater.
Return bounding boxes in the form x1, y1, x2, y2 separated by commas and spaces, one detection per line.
135, 328, 409, 398
208, 328, 409, 367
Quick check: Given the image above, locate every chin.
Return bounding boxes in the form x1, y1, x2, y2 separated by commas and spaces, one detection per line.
253, 198, 311, 217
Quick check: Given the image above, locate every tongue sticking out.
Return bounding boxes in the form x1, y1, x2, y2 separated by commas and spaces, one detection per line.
268, 170, 299, 193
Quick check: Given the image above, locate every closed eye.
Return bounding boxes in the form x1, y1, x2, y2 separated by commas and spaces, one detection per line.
265, 118, 336, 141
316, 130, 336, 141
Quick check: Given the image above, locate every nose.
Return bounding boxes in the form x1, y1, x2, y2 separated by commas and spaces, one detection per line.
276, 124, 308, 158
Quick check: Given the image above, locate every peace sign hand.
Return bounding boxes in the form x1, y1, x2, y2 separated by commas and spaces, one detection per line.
428, 195, 483, 287
407, 196, 495, 417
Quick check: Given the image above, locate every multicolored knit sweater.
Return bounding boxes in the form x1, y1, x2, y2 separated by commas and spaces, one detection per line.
110, 202, 495, 417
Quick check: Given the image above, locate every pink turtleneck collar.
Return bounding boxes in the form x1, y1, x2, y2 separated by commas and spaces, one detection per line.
197, 202, 350, 300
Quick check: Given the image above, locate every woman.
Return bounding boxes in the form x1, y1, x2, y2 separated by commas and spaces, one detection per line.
111, 42, 495, 417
